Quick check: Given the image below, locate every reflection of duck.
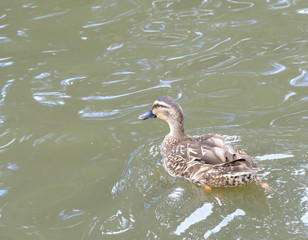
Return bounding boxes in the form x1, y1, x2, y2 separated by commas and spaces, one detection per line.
139, 96, 263, 188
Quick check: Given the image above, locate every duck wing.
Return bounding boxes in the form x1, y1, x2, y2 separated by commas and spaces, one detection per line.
173, 133, 240, 165
172, 134, 238, 164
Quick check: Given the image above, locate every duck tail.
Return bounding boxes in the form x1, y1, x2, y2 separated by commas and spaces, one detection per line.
208, 159, 263, 187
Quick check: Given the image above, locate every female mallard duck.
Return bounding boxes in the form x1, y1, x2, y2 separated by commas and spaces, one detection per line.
138, 96, 263, 188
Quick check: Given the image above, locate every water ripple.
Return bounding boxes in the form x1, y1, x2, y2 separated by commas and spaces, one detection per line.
81, 79, 181, 102
142, 21, 166, 32
267, 0, 291, 9
228, 0, 255, 11
174, 203, 213, 235
107, 43, 124, 51
83, 9, 135, 28
0, 138, 16, 150
0, 13, 7, 20
79, 109, 121, 120
100, 210, 135, 235
297, 8, 308, 14
0, 57, 14, 68
204, 209, 245, 239
60, 76, 87, 86
0, 78, 14, 105
2, 183, 82, 226
32, 10, 69, 20
269, 109, 308, 127
261, 62, 286, 75
0, 36, 11, 44
33, 92, 71, 106
230, 19, 257, 27
42, 49, 68, 55
255, 154, 295, 161
290, 70, 308, 87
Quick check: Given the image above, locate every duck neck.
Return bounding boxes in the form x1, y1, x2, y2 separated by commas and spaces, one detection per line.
168, 120, 186, 140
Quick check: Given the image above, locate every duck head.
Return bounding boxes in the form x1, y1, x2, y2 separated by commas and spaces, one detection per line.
139, 96, 185, 138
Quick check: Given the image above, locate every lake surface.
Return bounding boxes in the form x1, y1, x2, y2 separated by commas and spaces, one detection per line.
1, 0, 308, 239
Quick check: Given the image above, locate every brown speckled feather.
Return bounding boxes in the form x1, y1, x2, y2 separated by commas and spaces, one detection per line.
139, 96, 263, 188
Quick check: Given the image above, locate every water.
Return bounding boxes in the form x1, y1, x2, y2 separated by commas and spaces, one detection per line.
1, 0, 308, 239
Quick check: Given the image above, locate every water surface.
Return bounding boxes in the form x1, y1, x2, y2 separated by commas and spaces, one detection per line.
0, 0, 308, 239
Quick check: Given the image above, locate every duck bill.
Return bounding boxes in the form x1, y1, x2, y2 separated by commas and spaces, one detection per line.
138, 110, 156, 120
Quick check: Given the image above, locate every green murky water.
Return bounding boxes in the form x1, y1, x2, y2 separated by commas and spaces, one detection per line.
1, 0, 308, 239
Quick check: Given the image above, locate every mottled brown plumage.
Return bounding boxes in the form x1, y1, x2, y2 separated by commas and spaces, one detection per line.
139, 96, 263, 187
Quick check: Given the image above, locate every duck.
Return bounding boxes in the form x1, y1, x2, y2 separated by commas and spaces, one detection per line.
138, 96, 263, 188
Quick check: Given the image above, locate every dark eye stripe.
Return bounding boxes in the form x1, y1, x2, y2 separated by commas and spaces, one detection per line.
153, 104, 167, 108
